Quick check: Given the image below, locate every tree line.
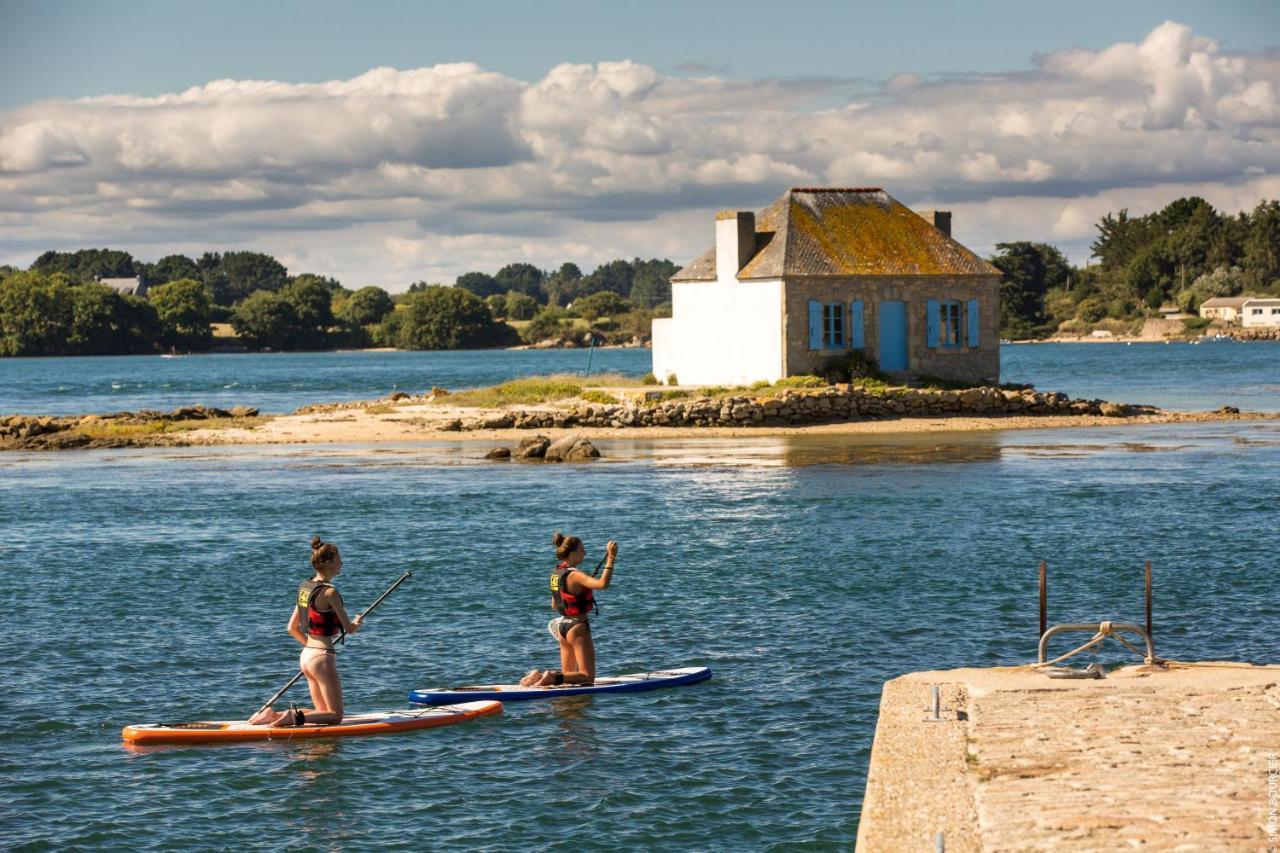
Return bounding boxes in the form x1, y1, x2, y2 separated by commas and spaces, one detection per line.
0, 252, 677, 356
993, 197, 1280, 338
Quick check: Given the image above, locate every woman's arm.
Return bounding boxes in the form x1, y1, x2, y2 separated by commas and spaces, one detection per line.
571, 540, 618, 591
322, 587, 363, 634
286, 606, 306, 645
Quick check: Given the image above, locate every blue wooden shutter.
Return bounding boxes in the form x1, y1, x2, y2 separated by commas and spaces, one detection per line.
926, 299, 940, 348
849, 300, 864, 349
808, 300, 822, 350
966, 299, 980, 347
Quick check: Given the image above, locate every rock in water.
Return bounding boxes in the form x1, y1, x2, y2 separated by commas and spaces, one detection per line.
544, 434, 601, 462
515, 435, 551, 459
485, 446, 512, 460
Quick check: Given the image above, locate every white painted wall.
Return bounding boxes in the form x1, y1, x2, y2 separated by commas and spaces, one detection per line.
1241, 299, 1280, 327
651, 277, 785, 385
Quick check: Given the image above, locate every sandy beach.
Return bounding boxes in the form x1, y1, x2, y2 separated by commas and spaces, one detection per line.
175, 402, 1280, 448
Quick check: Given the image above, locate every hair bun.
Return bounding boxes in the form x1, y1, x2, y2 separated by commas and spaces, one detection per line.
552, 532, 565, 547
310, 535, 323, 551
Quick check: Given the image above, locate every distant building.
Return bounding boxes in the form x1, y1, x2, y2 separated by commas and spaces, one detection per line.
1241, 297, 1280, 328
98, 276, 147, 297
651, 187, 1001, 386
1198, 296, 1248, 323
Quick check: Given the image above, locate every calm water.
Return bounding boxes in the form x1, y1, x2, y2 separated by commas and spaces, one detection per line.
3, 422, 1279, 849
1, 341, 1277, 415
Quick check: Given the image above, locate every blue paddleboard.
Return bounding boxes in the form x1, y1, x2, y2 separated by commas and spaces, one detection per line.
408, 666, 712, 705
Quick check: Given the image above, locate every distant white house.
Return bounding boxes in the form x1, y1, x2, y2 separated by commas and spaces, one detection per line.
1198, 296, 1248, 323
651, 187, 1001, 386
1241, 297, 1280, 328
98, 276, 147, 297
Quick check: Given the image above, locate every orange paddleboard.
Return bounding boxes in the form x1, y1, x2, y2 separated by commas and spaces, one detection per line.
122, 700, 501, 745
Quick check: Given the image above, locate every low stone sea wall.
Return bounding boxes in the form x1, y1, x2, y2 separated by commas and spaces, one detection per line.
445, 385, 1160, 431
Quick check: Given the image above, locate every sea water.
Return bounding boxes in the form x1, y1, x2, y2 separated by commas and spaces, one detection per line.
1, 340, 1278, 415
1, 422, 1278, 849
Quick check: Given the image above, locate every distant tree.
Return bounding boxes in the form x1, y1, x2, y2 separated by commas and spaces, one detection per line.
204, 251, 289, 305
230, 291, 297, 350
522, 307, 573, 344
579, 259, 634, 297
990, 242, 1072, 338
31, 248, 138, 283
504, 290, 540, 320
1243, 200, 1280, 292
543, 262, 582, 306
67, 285, 158, 355
494, 263, 544, 301
147, 254, 200, 286
0, 271, 76, 355
290, 273, 347, 296
455, 271, 503, 299
281, 277, 335, 348
572, 290, 632, 321
395, 286, 512, 350
484, 294, 507, 317
1091, 210, 1156, 271
339, 286, 395, 327
629, 259, 677, 308
149, 278, 213, 351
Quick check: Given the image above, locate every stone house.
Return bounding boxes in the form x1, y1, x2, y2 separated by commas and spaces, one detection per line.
651, 187, 1001, 386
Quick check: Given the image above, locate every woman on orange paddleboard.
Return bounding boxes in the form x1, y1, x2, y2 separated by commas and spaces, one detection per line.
520, 532, 617, 688
251, 536, 363, 726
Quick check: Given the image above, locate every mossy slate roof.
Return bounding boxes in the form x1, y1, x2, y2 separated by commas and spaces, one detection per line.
672, 188, 1000, 281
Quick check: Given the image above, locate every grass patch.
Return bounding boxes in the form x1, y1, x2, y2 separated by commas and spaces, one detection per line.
579, 390, 618, 405
442, 374, 585, 407
651, 390, 689, 401
363, 403, 395, 415
916, 374, 974, 391
853, 377, 893, 393
77, 416, 267, 439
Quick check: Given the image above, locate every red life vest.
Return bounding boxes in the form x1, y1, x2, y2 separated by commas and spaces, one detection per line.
297, 580, 341, 637
550, 562, 595, 618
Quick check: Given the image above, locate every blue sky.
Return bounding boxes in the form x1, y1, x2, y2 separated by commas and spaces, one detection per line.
1, 1, 1277, 287
2, 0, 1275, 107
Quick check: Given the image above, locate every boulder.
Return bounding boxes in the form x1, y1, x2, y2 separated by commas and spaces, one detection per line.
1099, 402, 1127, 418
515, 434, 551, 459
229, 406, 259, 418
544, 434, 601, 462
389, 391, 409, 401
485, 446, 512, 460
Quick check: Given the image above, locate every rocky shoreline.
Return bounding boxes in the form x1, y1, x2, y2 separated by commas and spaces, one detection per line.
433, 384, 1164, 432
0, 384, 1269, 452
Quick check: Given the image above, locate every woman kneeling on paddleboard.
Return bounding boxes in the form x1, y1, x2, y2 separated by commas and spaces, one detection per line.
251, 536, 363, 726
520, 532, 617, 687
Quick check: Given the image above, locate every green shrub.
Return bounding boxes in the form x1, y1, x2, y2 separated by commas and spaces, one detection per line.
1182, 316, 1212, 333
818, 351, 886, 384
665, 372, 678, 386
773, 375, 827, 389
640, 372, 658, 386
579, 390, 617, 404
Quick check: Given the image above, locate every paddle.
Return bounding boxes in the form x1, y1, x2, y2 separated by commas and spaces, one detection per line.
251, 570, 413, 720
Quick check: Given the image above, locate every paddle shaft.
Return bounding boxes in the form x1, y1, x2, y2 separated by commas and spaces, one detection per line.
253, 570, 412, 715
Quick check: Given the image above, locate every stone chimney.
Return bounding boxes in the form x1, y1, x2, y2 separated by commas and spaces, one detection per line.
715, 210, 756, 280
917, 210, 951, 237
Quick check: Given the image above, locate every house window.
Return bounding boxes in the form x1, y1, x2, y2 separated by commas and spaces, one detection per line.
823, 303, 844, 348
1271, 308, 1280, 315
940, 301, 962, 348
1252, 308, 1263, 315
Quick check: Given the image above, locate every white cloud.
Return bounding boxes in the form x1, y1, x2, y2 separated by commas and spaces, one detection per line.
1, 21, 1277, 287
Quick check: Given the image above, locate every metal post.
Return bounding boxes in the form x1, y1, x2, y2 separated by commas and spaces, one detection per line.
584, 333, 596, 378
1039, 560, 1047, 641
1145, 560, 1153, 644
931, 685, 941, 721
934, 831, 945, 852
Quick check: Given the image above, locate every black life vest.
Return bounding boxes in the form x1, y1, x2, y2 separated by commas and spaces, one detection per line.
297, 580, 341, 637
550, 562, 595, 618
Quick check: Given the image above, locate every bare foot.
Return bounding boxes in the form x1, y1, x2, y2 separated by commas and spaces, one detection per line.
249, 708, 286, 726
536, 671, 559, 687
518, 669, 543, 687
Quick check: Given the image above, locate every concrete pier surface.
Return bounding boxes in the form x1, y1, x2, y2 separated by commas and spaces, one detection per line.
855, 661, 1280, 851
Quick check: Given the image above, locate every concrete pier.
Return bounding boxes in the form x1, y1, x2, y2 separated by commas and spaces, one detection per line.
855, 661, 1280, 851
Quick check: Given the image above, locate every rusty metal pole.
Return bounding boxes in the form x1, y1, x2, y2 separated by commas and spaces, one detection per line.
1145, 560, 1153, 644
1039, 560, 1047, 641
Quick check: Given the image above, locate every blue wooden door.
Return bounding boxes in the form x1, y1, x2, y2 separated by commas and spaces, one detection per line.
879, 300, 907, 371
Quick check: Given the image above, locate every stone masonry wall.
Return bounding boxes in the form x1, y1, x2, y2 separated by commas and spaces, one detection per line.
782, 275, 1000, 384
446, 385, 1149, 432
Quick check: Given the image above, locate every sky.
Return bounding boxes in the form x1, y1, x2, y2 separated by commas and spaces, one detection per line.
1, 0, 1277, 290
